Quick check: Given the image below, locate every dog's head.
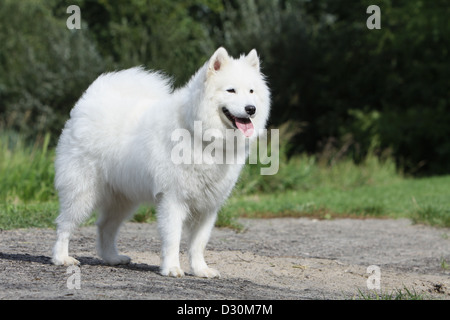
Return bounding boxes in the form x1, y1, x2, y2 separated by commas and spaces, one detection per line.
201, 47, 271, 141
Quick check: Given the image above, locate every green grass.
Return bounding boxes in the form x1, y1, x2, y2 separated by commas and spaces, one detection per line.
218, 152, 450, 229
221, 174, 450, 224
0, 132, 58, 229
0, 132, 55, 203
354, 286, 427, 300
0, 130, 449, 230
441, 257, 449, 271
0, 201, 59, 229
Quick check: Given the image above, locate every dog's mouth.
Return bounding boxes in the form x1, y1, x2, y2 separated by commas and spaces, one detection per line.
222, 107, 254, 137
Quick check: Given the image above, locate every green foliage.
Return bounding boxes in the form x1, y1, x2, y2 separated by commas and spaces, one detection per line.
0, 0, 449, 231
234, 121, 400, 196
0, 131, 448, 230
0, 0, 104, 141
218, 124, 449, 229
219, 0, 450, 175
0, 0, 449, 174
77, 0, 222, 84
223, 161, 450, 228
0, 132, 55, 203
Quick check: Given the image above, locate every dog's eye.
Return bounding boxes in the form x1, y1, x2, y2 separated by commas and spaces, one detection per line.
226, 89, 236, 93
250, 89, 254, 94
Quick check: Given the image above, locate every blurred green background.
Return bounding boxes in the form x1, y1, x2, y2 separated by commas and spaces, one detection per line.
0, 0, 449, 229
1, 0, 449, 175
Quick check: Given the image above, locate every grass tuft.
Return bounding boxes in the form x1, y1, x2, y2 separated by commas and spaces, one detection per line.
355, 286, 427, 300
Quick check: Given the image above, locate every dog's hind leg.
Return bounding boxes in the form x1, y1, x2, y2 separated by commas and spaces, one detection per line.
96, 192, 137, 265
52, 187, 97, 266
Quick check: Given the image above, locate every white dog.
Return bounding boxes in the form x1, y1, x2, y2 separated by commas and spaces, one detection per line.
52, 47, 270, 277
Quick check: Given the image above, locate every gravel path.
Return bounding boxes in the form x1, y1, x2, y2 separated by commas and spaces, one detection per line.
1, 218, 449, 299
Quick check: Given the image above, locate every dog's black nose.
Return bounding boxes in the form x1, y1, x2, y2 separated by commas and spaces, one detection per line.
245, 105, 256, 115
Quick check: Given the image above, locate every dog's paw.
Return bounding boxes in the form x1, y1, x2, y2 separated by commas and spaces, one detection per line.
103, 255, 131, 266
192, 267, 221, 279
52, 255, 80, 266
160, 266, 185, 278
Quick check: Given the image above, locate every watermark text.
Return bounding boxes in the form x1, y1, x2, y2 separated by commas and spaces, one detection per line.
66, 5, 81, 30
170, 122, 279, 175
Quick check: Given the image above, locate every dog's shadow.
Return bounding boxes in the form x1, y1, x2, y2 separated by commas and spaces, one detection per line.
78, 256, 160, 273
0, 252, 160, 274
0, 252, 53, 265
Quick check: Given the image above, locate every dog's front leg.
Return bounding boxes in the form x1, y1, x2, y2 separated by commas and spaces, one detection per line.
187, 212, 220, 278
157, 196, 186, 277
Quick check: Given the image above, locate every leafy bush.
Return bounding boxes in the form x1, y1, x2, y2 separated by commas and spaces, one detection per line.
1, 0, 449, 174
0, 0, 104, 141
77, 0, 222, 85
218, 0, 450, 175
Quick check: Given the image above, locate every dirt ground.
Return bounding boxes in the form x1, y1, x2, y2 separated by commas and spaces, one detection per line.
0, 218, 449, 300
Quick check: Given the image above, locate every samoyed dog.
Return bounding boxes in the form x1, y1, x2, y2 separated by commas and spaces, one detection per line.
52, 47, 270, 278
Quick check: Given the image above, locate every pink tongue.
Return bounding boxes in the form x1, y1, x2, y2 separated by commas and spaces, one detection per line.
235, 118, 254, 137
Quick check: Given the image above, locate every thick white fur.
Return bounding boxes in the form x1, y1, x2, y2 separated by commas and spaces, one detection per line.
52, 47, 270, 278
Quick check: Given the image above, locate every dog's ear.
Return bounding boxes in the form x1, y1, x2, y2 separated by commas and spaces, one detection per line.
208, 47, 229, 75
246, 49, 260, 72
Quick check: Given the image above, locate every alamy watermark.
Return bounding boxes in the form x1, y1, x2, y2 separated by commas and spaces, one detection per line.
366, 265, 381, 290
66, 265, 81, 290
366, 5, 381, 30
66, 4, 381, 30
170, 122, 279, 175
66, 5, 81, 30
